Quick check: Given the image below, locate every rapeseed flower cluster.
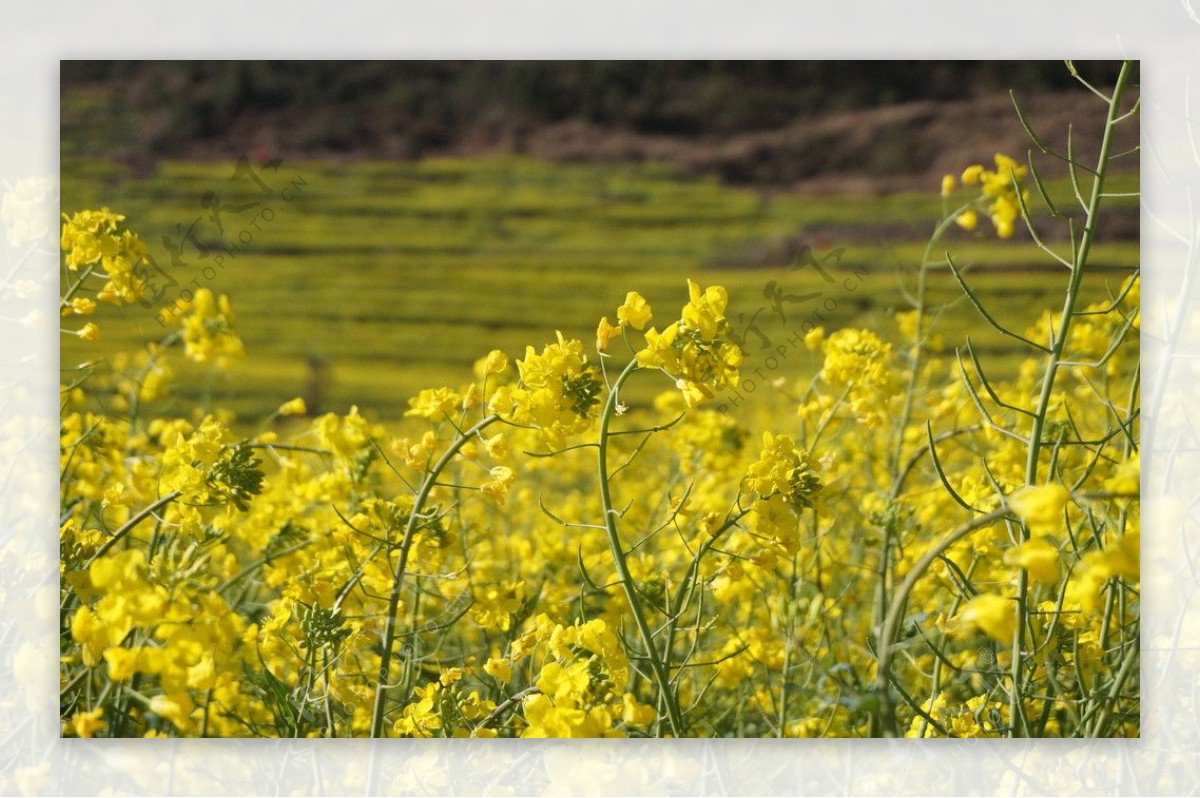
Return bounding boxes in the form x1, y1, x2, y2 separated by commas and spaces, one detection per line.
178, 289, 244, 370
815, 328, 897, 428
942, 153, 1030, 238
636, 280, 743, 407
60, 208, 152, 306
58, 103, 1140, 745
490, 333, 604, 446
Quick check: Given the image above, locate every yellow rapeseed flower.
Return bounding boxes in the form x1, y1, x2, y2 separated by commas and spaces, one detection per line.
483, 657, 512, 682
1007, 483, 1069, 536
70, 297, 97, 315
595, 316, 621, 352
636, 280, 741, 407
405, 387, 461, 420
179, 289, 244, 369
955, 209, 978, 231
954, 154, 1028, 238
622, 693, 656, 727
481, 466, 515, 506
616, 291, 652, 330
1103, 453, 1139, 496
482, 349, 508, 374
1003, 538, 1061, 584
71, 707, 105, 738
277, 397, 307, 416
955, 594, 1015, 645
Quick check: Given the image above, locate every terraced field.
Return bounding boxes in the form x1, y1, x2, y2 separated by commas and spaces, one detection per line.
60, 157, 1138, 425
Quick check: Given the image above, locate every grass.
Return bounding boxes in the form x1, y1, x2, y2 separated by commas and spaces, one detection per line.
60, 156, 1138, 424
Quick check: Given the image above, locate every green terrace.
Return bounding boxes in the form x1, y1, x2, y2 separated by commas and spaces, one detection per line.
60, 157, 1139, 426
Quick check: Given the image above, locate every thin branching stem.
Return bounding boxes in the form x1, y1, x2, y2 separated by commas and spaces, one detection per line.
369, 414, 499, 738
596, 359, 686, 736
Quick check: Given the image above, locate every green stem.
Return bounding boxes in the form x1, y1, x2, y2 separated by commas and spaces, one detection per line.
597, 359, 685, 736
869, 525, 891, 737
663, 505, 750, 692
1085, 630, 1138, 737
875, 204, 970, 737
369, 414, 498, 738
60, 263, 98, 309
873, 506, 1011, 736
778, 551, 800, 737
889, 207, 971, 474
87, 489, 182, 565
1012, 59, 1133, 738
873, 204, 974, 734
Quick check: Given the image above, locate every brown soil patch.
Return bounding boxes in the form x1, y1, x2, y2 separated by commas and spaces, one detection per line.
132, 89, 1135, 195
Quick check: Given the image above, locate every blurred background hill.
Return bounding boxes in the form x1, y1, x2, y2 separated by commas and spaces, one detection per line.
62, 61, 1134, 192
